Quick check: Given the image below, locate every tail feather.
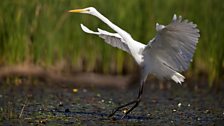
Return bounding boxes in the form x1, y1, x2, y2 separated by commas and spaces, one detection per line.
171, 72, 185, 84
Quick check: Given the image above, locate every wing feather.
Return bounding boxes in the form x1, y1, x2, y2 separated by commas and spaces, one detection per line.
80, 24, 130, 54
143, 15, 200, 80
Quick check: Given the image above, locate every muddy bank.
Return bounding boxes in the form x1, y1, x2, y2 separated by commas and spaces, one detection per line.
0, 77, 223, 125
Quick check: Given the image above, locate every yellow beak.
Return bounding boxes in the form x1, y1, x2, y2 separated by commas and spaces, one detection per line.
68, 9, 86, 13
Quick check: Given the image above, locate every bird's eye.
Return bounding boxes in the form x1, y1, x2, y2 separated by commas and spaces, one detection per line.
87, 9, 90, 11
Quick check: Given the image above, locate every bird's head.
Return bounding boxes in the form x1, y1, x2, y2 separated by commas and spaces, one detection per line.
68, 7, 97, 15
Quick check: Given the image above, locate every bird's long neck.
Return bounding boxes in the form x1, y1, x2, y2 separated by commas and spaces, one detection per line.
93, 10, 145, 65
93, 11, 131, 40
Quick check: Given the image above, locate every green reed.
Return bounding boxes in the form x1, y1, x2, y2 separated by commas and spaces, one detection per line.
0, 0, 223, 86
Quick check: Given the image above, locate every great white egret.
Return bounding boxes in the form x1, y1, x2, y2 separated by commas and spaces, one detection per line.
68, 7, 200, 119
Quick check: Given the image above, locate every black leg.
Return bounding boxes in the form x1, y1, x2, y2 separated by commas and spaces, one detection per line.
108, 80, 145, 119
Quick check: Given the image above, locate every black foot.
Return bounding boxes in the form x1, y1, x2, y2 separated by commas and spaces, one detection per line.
108, 99, 140, 119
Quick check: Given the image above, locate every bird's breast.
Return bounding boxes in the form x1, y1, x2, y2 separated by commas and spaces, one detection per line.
127, 41, 145, 65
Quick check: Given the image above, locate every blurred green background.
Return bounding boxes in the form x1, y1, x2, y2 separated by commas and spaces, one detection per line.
0, 0, 223, 86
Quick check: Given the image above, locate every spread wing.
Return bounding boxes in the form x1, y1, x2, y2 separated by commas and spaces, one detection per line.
143, 15, 200, 80
80, 24, 130, 54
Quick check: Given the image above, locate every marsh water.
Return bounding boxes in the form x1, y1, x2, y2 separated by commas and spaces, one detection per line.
0, 77, 223, 126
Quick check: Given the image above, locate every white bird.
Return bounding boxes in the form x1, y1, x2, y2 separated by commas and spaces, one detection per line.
68, 7, 200, 119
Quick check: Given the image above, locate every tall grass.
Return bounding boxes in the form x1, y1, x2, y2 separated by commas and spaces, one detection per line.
0, 0, 223, 85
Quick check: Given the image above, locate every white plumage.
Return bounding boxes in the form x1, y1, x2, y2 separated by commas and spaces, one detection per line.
79, 12, 199, 84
